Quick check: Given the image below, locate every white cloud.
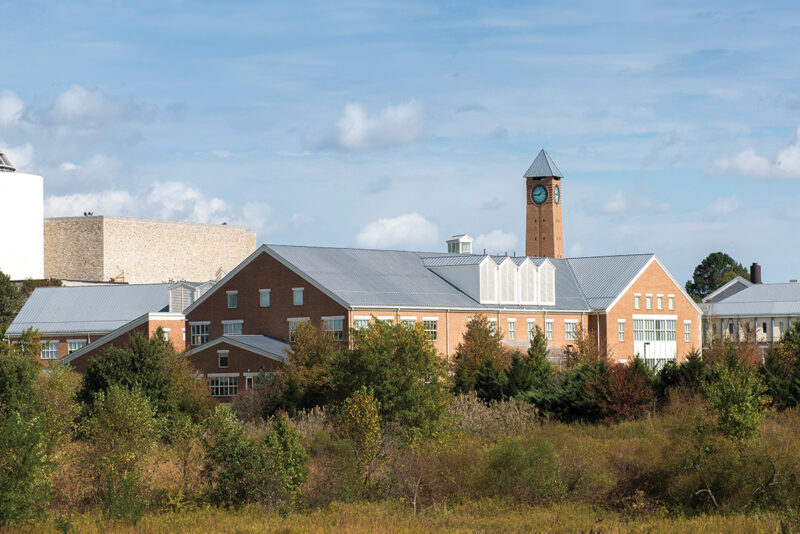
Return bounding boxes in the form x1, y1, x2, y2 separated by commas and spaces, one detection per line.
0, 90, 24, 125
473, 230, 518, 255
50, 84, 126, 124
355, 212, 438, 249
715, 128, 800, 179
232, 201, 276, 234
59, 161, 77, 171
330, 100, 425, 151
603, 191, 627, 213
146, 181, 229, 223
708, 195, 741, 216
45, 190, 136, 217
2, 142, 34, 171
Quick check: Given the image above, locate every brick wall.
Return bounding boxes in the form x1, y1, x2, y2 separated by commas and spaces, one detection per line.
44, 216, 256, 283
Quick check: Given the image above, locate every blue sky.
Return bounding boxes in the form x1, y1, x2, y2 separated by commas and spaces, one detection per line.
2, 1, 800, 285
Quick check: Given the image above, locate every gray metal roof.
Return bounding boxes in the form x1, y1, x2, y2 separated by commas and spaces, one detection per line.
706, 283, 800, 317
703, 276, 752, 303
6, 284, 171, 336
524, 149, 563, 178
566, 254, 654, 310
223, 335, 289, 361
421, 255, 489, 267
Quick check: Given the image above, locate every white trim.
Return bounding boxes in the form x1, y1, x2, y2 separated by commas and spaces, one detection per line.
377, 315, 395, 321
242, 372, 261, 378
353, 315, 371, 321
226, 290, 238, 295
422, 316, 439, 321
221, 319, 244, 325
633, 314, 678, 320
563, 319, 579, 323
545, 318, 554, 323
618, 318, 626, 323
400, 316, 417, 321
684, 319, 692, 324
291, 287, 305, 291
67, 338, 87, 343
207, 372, 239, 378
148, 312, 185, 320
526, 318, 535, 323
506, 318, 517, 322
189, 320, 211, 326
703, 275, 752, 303
605, 257, 655, 312
321, 315, 345, 321
287, 317, 310, 322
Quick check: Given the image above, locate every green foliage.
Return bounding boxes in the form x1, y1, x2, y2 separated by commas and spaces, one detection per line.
304, 431, 362, 506
83, 385, 157, 522
338, 387, 382, 491
481, 438, 566, 503
453, 315, 509, 394
330, 320, 451, 441
763, 349, 800, 410
474, 359, 507, 402
0, 269, 20, 336
705, 363, 770, 440
685, 251, 747, 301
286, 321, 336, 410
263, 412, 309, 506
0, 413, 53, 526
534, 362, 606, 423
0, 347, 39, 416
32, 362, 81, 446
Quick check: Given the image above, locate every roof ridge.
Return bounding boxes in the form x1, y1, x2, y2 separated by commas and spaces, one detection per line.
567, 253, 655, 260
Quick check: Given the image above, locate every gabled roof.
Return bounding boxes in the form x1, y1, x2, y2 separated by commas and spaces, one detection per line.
566, 254, 655, 310
524, 149, 563, 178
6, 284, 172, 336
703, 276, 752, 303
706, 282, 800, 317
184, 335, 289, 363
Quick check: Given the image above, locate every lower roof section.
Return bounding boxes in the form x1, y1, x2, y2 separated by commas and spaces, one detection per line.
184, 335, 289, 363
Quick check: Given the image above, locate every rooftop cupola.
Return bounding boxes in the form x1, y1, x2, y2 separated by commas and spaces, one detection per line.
446, 234, 473, 254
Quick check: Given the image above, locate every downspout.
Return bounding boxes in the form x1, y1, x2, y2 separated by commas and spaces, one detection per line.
446, 309, 450, 360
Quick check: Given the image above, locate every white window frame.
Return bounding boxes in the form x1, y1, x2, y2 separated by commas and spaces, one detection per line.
209, 375, 238, 397
67, 339, 87, 354
657, 294, 663, 310
400, 316, 417, 327
488, 317, 498, 336
162, 328, 171, 341
545, 319, 554, 340
422, 317, 438, 341
41, 340, 59, 360
377, 315, 394, 325
292, 287, 304, 306
226, 290, 238, 309
287, 317, 310, 342
668, 294, 675, 311
646, 294, 652, 310
684, 320, 692, 342
190, 321, 210, 346
259, 289, 271, 307
507, 318, 516, 340
634, 293, 641, 310
222, 319, 243, 336
564, 319, 578, 341
353, 316, 371, 331
218, 350, 229, 369
322, 315, 345, 341
618, 319, 626, 342
527, 319, 536, 341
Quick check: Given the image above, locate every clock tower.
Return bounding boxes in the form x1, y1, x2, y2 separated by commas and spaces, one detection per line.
524, 149, 564, 258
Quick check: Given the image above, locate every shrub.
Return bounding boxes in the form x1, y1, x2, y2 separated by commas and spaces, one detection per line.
338, 387, 382, 492
763, 347, 800, 410
705, 363, 770, 440
264, 412, 309, 506
82, 385, 157, 522
0, 413, 52, 526
0, 348, 40, 416
450, 392, 539, 437
286, 321, 337, 410
453, 315, 510, 393
304, 431, 362, 506
480, 438, 566, 504
534, 362, 606, 423
32, 362, 81, 446
587, 362, 654, 424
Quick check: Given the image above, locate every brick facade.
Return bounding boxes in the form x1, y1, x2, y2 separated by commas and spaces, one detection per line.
45, 216, 256, 284
525, 176, 564, 258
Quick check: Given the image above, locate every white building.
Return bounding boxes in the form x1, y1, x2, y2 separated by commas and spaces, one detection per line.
0, 152, 44, 280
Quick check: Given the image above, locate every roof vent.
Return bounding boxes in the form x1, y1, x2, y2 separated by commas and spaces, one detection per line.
446, 234, 473, 254
0, 152, 15, 172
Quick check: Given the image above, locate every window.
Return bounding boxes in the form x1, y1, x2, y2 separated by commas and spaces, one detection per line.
292, 288, 304, 306
633, 319, 676, 342
527, 319, 536, 341
377, 316, 394, 325
218, 350, 229, 368
223, 321, 243, 336
288, 318, 309, 342
565, 321, 577, 341
728, 322, 735, 335
545, 320, 554, 340
323, 317, 344, 341
646, 294, 652, 310
423, 319, 438, 340
353, 317, 370, 331
162, 328, 171, 341
507, 319, 516, 340
41, 340, 58, 360
634, 294, 641, 309
227, 291, 238, 309
67, 340, 86, 354
246, 376, 254, 389
190, 323, 209, 346
259, 289, 271, 307
684, 321, 691, 342
762, 322, 767, 333
488, 318, 497, 336
210, 376, 237, 397
618, 320, 625, 342
401, 317, 416, 327
656, 295, 663, 310
668, 295, 674, 310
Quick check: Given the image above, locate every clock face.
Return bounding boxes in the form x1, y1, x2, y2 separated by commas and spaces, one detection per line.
554, 185, 560, 204
531, 184, 547, 205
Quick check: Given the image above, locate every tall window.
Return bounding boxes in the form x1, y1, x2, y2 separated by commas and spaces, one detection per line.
684, 321, 691, 342
288, 318, 308, 342
190, 323, 209, 346
656, 295, 663, 310
545, 320, 553, 340
67, 340, 86, 354
223, 321, 243, 336
227, 291, 238, 309
292, 288, 304, 306
218, 350, 229, 368
565, 321, 577, 341
162, 328, 171, 341
259, 289, 271, 307
633, 319, 676, 341
423, 319, 438, 341
41, 340, 58, 360
668, 295, 675, 310
618, 320, 625, 342
634, 294, 641, 309
646, 294, 652, 310
323, 317, 344, 341
507, 319, 516, 340
488, 318, 497, 336
527, 320, 536, 341
210, 376, 237, 397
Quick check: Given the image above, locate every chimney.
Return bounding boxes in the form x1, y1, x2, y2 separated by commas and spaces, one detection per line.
750, 262, 762, 284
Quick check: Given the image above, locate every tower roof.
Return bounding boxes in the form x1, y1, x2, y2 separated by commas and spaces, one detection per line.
524, 149, 562, 178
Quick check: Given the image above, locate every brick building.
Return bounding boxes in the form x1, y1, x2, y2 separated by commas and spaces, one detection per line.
44, 215, 256, 284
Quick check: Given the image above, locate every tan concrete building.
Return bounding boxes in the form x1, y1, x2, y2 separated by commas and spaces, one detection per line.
44, 216, 256, 284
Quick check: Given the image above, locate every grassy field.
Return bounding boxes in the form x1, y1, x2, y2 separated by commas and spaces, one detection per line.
7, 501, 793, 534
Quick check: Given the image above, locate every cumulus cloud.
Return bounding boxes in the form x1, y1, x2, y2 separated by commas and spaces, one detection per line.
603, 191, 627, 213
312, 100, 425, 151
355, 212, 438, 249
146, 181, 229, 223
708, 195, 741, 216
473, 230, 518, 255
45, 190, 136, 217
2, 142, 34, 170
49, 84, 129, 124
0, 90, 24, 125
715, 128, 800, 179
